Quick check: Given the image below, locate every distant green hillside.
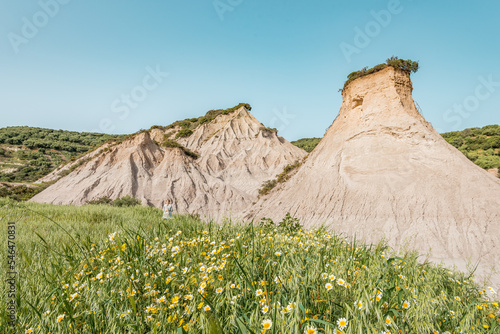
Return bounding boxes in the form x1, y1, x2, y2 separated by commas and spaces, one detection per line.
441, 124, 500, 170
291, 137, 321, 153
0, 126, 123, 183
291, 125, 500, 174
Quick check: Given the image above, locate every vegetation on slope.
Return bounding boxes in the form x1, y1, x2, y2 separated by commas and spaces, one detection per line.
259, 160, 303, 196
0, 126, 122, 153
152, 103, 252, 138
0, 127, 122, 183
442, 124, 500, 171
1, 200, 498, 333
258, 126, 278, 137
175, 128, 194, 139
0, 182, 50, 201
291, 137, 321, 153
343, 57, 419, 91
0, 148, 59, 183
162, 138, 199, 159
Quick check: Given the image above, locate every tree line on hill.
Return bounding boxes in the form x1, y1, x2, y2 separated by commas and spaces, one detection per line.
0, 126, 122, 153
0, 127, 123, 183
441, 124, 500, 170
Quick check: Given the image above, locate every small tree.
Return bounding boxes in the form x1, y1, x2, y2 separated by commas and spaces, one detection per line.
386, 56, 419, 73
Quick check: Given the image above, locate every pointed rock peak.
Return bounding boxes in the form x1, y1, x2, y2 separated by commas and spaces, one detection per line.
233, 104, 252, 116
228, 106, 261, 125
126, 131, 154, 145
105, 129, 156, 149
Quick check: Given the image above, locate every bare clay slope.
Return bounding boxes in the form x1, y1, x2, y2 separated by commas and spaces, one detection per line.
246, 67, 500, 288
179, 107, 305, 197
31, 107, 306, 219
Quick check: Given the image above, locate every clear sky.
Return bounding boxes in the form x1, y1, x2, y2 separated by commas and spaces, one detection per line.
1, 0, 499, 141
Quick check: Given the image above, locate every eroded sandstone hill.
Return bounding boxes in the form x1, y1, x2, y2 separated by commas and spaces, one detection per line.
245, 66, 500, 288
31, 106, 306, 218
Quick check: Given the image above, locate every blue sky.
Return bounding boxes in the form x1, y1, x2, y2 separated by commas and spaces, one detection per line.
1, 0, 499, 141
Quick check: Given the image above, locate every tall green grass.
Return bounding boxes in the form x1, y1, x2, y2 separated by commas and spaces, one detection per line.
0, 199, 498, 333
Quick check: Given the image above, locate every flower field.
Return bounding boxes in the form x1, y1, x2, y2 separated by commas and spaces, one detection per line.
0, 199, 498, 333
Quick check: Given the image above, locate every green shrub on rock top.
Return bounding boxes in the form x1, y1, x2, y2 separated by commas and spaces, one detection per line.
163, 103, 252, 132
343, 56, 419, 91
386, 56, 419, 73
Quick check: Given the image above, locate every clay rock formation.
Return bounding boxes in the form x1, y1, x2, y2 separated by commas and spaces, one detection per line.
245, 66, 500, 288
178, 107, 303, 197
31, 106, 306, 219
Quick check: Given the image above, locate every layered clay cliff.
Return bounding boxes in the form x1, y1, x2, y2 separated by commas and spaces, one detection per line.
245, 66, 500, 288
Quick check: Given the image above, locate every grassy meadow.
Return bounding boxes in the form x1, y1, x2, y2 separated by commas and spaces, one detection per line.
0, 200, 498, 333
